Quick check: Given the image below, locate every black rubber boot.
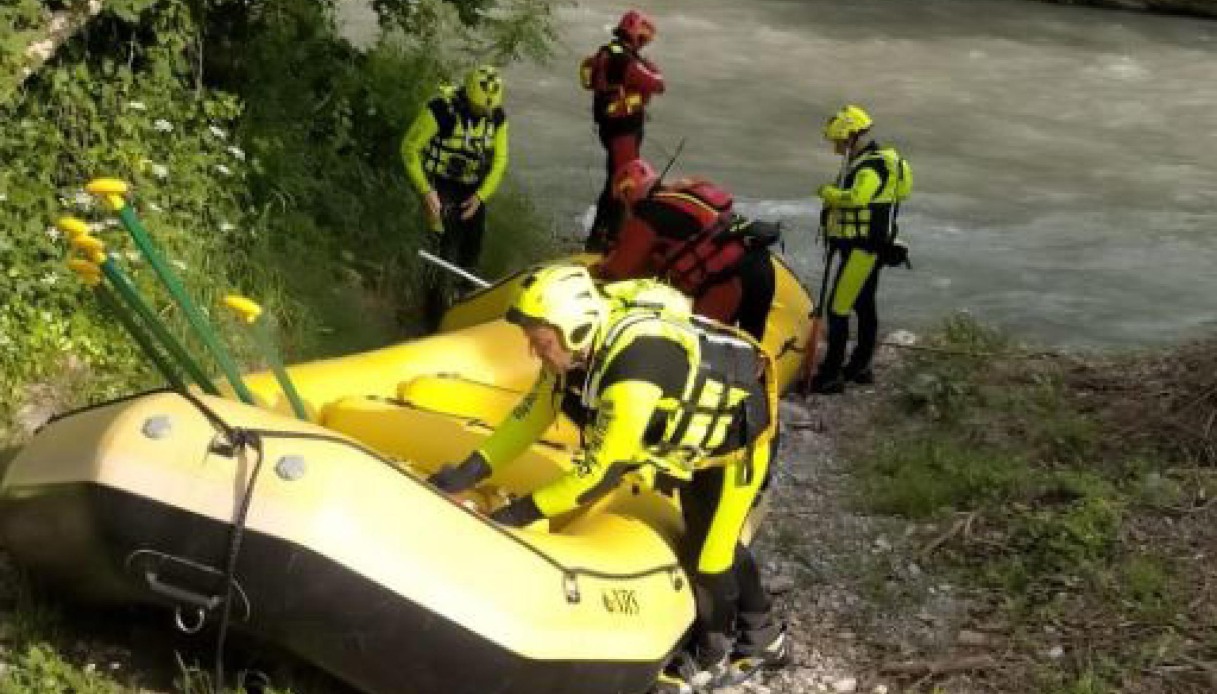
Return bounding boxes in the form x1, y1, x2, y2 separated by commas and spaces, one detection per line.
728, 620, 791, 684
808, 371, 845, 395
843, 364, 874, 385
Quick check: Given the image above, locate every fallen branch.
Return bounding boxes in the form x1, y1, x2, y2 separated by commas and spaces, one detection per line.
15, 1, 106, 88
878, 654, 999, 676
918, 511, 978, 560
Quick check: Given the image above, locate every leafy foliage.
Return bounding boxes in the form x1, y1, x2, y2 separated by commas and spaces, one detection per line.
0, 0, 558, 441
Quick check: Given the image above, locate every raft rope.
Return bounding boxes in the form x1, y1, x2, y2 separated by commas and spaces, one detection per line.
213, 428, 266, 692
775, 335, 1058, 363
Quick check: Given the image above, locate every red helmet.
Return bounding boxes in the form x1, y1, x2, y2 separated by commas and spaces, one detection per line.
616, 10, 656, 47
612, 159, 659, 206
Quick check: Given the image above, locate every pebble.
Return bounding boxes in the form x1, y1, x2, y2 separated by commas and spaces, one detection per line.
957, 629, 989, 647
768, 573, 796, 595
831, 676, 858, 692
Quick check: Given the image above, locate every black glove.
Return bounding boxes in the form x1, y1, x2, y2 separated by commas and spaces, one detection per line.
427, 452, 492, 494
489, 496, 544, 528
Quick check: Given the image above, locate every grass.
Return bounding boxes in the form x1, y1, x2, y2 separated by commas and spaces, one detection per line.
844, 315, 1217, 692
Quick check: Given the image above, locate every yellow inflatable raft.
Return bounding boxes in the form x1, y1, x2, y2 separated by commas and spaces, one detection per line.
0, 257, 812, 694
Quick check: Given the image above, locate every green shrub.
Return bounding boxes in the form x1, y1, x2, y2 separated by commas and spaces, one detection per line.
857, 438, 1033, 517
1, 0, 557, 441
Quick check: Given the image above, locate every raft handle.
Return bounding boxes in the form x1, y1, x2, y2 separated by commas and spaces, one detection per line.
563, 573, 581, 604
175, 606, 208, 634
670, 568, 685, 592
146, 569, 223, 612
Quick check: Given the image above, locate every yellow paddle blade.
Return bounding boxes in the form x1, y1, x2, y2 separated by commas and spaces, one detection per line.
67, 258, 103, 286
84, 178, 129, 211
56, 216, 91, 240
84, 178, 129, 196
222, 295, 263, 324
70, 234, 106, 255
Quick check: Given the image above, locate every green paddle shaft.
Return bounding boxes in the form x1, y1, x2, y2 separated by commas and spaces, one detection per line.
112, 205, 256, 404
94, 284, 188, 391
98, 257, 220, 395
253, 319, 309, 420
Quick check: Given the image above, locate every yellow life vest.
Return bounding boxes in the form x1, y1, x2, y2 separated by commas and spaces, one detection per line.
422, 87, 506, 186
826, 144, 913, 245
579, 281, 772, 480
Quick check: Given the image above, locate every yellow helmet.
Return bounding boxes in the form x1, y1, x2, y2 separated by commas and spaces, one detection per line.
823, 104, 873, 141
464, 65, 504, 113
507, 264, 607, 352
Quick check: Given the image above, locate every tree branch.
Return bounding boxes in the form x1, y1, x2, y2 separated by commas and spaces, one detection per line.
16, 1, 106, 87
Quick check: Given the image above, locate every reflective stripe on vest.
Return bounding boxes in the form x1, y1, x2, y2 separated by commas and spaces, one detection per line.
826, 146, 906, 243
582, 308, 759, 479
422, 95, 500, 185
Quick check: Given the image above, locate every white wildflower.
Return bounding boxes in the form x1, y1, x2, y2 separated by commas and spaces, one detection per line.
0, 192, 7, 202
45, 226, 61, 242
72, 190, 93, 207
226, 145, 246, 161
103, 218, 121, 228
40, 272, 59, 287
125, 250, 142, 263
172, 260, 188, 272
215, 164, 232, 176
153, 119, 174, 133
150, 163, 169, 180
147, 202, 163, 213
127, 101, 147, 111
219, 222, 236, 233
208, 125, 228, 140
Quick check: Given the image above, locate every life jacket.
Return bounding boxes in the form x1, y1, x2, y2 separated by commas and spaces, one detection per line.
563, 279, 775, 481
580, 40, 647, 119
825, 142, 913, 248
422, 86, 506, 186
639, 181, 781, 296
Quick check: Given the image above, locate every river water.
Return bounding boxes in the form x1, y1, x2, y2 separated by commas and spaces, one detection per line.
343, 0, 1217, 349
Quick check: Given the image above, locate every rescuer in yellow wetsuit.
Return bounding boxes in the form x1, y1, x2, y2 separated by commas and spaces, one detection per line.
401, 66, 509, 324
810, 105, 913, 394
428, 264, 789, 691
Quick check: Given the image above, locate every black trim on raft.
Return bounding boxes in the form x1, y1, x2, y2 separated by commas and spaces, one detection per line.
42, 386, 177, 431
0, 484, 666, 694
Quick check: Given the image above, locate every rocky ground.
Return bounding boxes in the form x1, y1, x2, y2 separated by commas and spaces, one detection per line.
720, 346, 984, 694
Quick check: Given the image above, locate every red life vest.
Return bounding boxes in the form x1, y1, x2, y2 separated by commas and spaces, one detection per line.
580, 42, 646, 119
642, 180, 761, 296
